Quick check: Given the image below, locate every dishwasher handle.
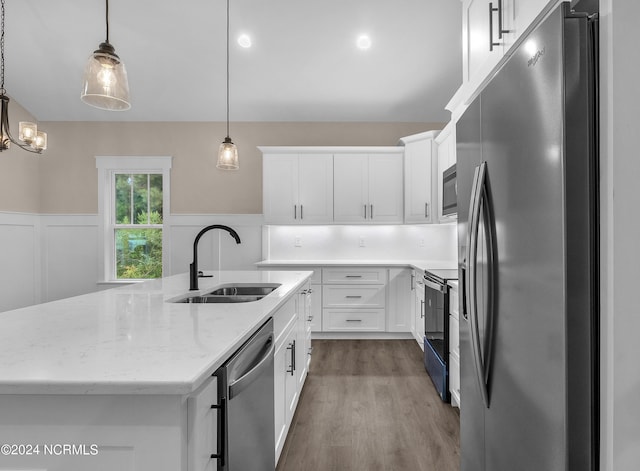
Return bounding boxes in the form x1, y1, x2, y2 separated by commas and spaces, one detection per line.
228, 337, 275, 400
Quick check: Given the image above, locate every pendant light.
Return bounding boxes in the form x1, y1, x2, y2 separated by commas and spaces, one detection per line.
81, 0, 130, 111
216, 0, 239, 170
0, 0, 47, 153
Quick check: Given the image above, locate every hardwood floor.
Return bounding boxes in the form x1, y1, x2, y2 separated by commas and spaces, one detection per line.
276, 339, 460, 471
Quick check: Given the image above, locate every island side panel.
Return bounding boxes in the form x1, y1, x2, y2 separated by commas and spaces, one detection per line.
0, 394, 186, 470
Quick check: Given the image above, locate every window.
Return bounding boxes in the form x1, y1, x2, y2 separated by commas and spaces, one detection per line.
96, 157, 172, 282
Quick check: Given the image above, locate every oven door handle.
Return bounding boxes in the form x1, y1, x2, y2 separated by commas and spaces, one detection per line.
423, 278, 446, 293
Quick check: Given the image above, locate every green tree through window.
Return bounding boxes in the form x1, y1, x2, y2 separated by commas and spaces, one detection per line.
114, 173, 163, 279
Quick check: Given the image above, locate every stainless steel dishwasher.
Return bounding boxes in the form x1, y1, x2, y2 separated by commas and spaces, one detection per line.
213, 317, 275, 471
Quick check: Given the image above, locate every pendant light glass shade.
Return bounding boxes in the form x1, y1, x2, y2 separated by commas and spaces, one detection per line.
81, 42, 131, 111
217, 136, 239, 170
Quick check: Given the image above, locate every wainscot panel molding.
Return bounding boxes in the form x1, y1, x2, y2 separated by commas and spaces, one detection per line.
0, 212, 41, 311
40, 214, 100, 303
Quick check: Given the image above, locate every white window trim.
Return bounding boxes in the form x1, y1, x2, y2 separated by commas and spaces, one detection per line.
96, 156, 172, 283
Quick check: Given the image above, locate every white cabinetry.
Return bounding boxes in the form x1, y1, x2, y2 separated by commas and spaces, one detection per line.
262, 152, 333, 224
273, 296, 299, 461
435, 121, 457, 223
387, 268, 413, 332
448, 282, 461, 408
400, 131, 438, 224
272, 287, 312, 464
322, 267, 387, 332
463, 0, 509, 86
334, 151, 404, 224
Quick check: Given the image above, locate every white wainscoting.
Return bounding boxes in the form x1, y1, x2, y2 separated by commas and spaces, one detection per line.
0, 212, 265, 313
40, 214, 101, 303
0, 212, 40, 312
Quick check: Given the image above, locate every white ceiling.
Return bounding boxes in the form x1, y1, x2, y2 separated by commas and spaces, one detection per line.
6, 0, 462, 123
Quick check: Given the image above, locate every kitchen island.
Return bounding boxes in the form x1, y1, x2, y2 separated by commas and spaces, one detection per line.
0, 270, 312, 471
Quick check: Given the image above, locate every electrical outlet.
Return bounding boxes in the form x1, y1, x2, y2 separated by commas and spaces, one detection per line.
359, 236, 366, 247
294, 236, 302, 247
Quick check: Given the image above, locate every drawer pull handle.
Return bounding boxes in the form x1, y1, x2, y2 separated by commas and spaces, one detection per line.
346, 319, 362, 322
345, 275, 363, 278
345, 295, 363, 299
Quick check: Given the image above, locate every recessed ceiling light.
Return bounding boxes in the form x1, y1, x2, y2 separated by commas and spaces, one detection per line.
238, 34, 252, 48
356, 35, 372, 50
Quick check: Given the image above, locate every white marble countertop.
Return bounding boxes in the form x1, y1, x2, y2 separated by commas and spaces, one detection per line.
0, 270, 312, 396
256, 259, 457, 272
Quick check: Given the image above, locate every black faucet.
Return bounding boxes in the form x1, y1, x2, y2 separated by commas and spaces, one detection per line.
190, 225, 241, 290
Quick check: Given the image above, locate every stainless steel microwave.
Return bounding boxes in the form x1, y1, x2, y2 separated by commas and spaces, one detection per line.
442, 164, 457, 217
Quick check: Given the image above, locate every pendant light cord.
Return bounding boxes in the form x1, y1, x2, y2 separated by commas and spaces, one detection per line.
226, 0, 230, 138
105, 0, 110, 44
1, 0, 5, 93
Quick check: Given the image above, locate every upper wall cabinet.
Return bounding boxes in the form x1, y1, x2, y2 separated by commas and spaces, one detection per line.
262, 150, 334, 224
333, 150, 404, 224
400, 131, 439, 224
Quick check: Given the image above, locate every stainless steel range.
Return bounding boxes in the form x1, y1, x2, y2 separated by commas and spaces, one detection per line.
423, 268, 458, 402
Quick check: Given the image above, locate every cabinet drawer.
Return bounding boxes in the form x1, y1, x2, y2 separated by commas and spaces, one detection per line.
449, 314, 460, 361
322, 267, 387, 284
323, 285, 385, 308
323, 309, 386, 332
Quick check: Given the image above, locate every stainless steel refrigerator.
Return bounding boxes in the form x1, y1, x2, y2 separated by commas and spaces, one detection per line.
456, 3, 599, 470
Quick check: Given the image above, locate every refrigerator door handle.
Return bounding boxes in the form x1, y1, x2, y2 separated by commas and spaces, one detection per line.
467, 162, 492, 409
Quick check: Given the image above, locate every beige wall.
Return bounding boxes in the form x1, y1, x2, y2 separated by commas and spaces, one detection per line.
0, 97, 41, 212
37, 121, 443, 214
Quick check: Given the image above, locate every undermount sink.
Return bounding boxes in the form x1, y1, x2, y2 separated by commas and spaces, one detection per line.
208, 284, 281, 296
170, 283, 281, 304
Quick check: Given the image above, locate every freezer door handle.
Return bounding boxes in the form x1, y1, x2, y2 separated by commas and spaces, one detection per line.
467, 162, 495, 409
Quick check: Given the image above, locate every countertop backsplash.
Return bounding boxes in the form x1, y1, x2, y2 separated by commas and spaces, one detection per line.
263, 224, 457, 263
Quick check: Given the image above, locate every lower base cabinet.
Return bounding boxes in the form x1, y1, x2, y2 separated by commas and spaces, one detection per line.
273, 282, 312, 464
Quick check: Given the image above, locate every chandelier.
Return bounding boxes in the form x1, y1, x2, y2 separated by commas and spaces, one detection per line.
0, 0, 47, 153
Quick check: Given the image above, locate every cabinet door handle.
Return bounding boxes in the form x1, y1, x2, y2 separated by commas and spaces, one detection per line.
489, 2, 500, 51
346, 319, 362, 322
300, 204, 304, 219
364, 204, 367, 219
425, 202, 429, 218
497, 0, 511, 39
210, 397, 226, 464
286, 342, 295, 375
292, 339, 296, 373
294, 205, 297, 219
370, 204, 374, 219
